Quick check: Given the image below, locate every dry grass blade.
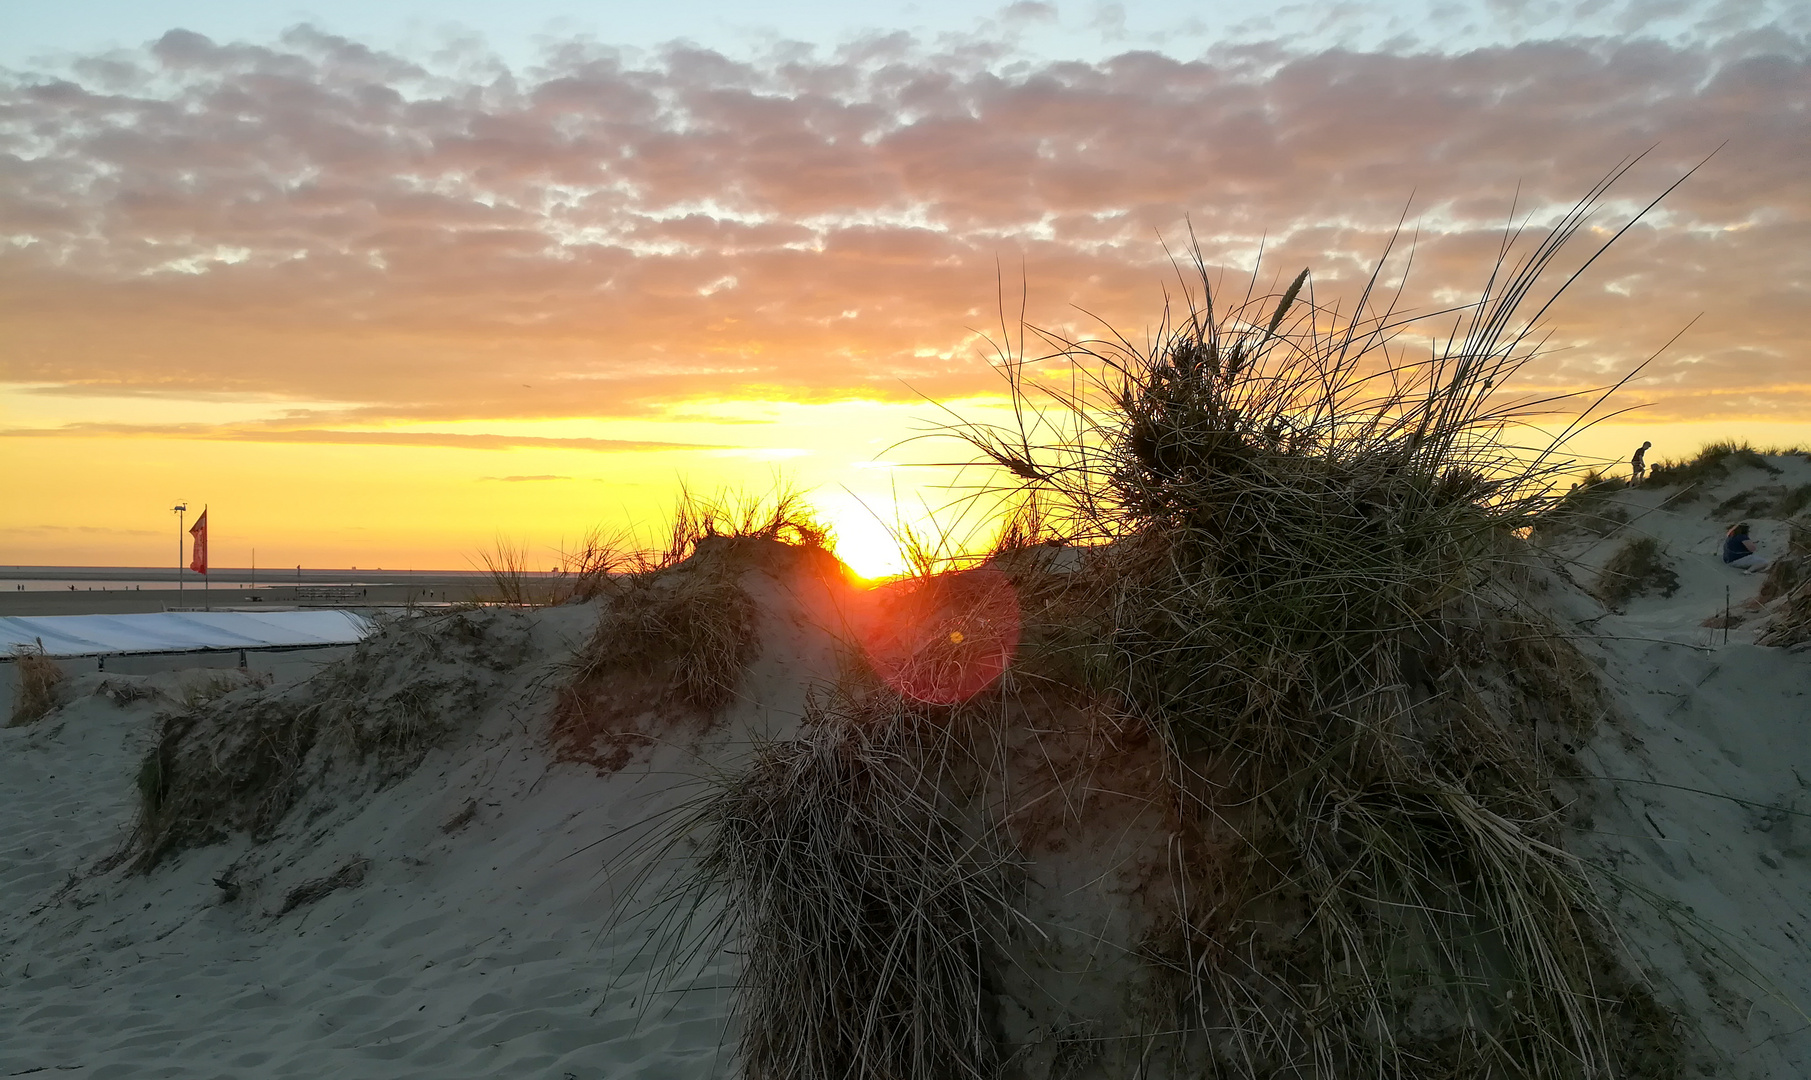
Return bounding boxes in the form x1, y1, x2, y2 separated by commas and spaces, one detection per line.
125, 609, 527, 872
900, 163, 1696, 1077
652, 692, 1014, 1080
8, 646, 65, 727
1594, 536, 1680, 608
548, 485, 836, 770
477, 536, 540, 605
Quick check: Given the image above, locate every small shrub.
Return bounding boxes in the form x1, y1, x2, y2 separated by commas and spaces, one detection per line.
551, 546, 762, 770
1594, 537, 1680, 607
8, 648, 65, 727
477, 536, 540, 605
670, 694, 1011, 1080
1775, 484, 1811, 519
126, 609, 525, 872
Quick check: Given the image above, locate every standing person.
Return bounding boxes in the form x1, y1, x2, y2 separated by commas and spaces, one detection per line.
1723, 522, 1771, 574
1631, 441, 1652, 484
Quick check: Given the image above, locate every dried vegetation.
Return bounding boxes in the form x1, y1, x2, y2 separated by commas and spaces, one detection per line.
124, 609, 530, 872
550, 488, 834, 771
8, 647, 65, 727
659, 165, 1695, 1079
669, 694, 1015, 1080
1594, 536, 1680, 607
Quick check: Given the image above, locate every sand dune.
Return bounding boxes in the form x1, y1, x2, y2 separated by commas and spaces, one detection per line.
4, 459, 1810, 1077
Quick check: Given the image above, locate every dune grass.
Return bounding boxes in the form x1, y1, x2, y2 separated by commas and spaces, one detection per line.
1642, 439, 1781, 490
1595, 536, 1681, 608
477, 536, 545, 605
549, 486, 833, 770
481, 482, 833, 610
124, 609, 529, 872
1775, 483, 1811, 520
667, 692, 1013, 1080
854, 163, 1691, 1076
1536, 469, 1633, 539
7, 647, 65, 727
643, 167, 1695, 1077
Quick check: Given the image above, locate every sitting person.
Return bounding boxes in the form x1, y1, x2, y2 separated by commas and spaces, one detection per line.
1722, 522, 1771, 574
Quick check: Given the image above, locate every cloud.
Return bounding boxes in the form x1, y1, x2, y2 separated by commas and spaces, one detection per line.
6, 525, 160, 536
0, 423, 727, 452
0, 26, 1807, 429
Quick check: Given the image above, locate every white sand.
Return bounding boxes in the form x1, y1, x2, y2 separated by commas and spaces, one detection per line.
1530, 452, 1811, 1074
3, 465, 1809, 1076
0, 558, 847, 1079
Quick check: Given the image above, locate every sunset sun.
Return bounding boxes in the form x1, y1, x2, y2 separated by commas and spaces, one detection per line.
5, 2, 1811, 1075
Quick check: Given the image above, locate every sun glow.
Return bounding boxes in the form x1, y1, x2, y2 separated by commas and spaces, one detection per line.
823, 513, 915, 581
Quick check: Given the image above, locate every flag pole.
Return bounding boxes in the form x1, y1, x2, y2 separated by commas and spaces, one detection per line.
204, 505, 210, 611
173, 502, 187, 608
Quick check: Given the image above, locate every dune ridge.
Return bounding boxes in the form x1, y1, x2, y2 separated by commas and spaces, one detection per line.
2, 449, 1808, 1076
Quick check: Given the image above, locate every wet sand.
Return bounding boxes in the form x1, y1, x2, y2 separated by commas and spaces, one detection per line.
0, 583, 478, 618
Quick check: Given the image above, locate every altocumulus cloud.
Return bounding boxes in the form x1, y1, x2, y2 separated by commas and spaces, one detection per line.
1, 22, 1808, 427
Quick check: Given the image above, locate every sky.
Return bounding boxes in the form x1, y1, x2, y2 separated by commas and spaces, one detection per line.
4, 0, 1810, 576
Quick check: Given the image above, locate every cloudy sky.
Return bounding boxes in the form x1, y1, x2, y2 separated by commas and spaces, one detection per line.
4, 0, 1809, 574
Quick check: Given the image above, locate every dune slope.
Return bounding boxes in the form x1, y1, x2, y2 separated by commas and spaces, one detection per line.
3, 473, 1809, 1077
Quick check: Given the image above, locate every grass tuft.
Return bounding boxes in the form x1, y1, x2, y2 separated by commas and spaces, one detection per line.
1775, 483, 1811, 520
123, 609, 528, 872
547, 484, 834, 770
8, 647, 65, 727
1643, 439, 1781, 489
664, 690, 1012, 1080
478, 536, 539, 605
906, 164, 1688, 1075
634, 164, 1699, 1078
1595, 536, 1681, 608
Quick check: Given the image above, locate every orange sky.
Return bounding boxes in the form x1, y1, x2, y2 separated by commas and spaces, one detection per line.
4, 27, 1810, 577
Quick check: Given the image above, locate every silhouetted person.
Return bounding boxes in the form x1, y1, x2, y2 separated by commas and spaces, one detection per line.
1631, 441, 1652, 484
1723, 522, 1770, 574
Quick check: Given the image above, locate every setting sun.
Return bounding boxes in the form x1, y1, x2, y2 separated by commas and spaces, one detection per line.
7, 3, 1811, 1077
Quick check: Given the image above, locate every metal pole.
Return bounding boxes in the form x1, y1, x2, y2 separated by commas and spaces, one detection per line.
174, 503, 187, 607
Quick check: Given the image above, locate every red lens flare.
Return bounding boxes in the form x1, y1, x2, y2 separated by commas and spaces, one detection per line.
858, 567, 1022, 705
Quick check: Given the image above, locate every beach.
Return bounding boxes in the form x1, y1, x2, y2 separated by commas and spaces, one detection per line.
3, 451, 1810, 1077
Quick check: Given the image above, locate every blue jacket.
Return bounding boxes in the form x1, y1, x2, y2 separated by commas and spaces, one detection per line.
1722, 534, 1753, 563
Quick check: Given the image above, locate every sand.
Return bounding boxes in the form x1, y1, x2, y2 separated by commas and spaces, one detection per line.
0, 555, 847, 1079
0, 584, 470, 618
1531, 452, 1811, 1074
3, 461, 1809, 1076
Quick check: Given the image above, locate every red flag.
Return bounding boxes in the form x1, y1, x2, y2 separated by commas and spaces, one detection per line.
188, 509, 209, 575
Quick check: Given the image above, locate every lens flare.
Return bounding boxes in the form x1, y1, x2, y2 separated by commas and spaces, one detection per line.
858, 567, 1021, 705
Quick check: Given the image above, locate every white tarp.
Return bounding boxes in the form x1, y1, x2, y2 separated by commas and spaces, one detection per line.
1, 610, 371, 658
